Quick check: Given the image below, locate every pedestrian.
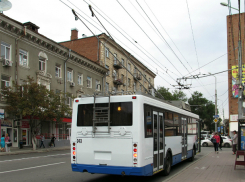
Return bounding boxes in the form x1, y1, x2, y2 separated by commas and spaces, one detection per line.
212, 132, 220, 154
1, 134, 5, 152
219, 133, 223, 150
39, 134, 45, 148
232, 130, 238, 155
49, 134, 56, 147
4, 133, 10, 152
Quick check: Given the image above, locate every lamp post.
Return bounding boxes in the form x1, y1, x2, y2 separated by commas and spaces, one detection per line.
220, 2, 239, 11
209, 72, 217, 132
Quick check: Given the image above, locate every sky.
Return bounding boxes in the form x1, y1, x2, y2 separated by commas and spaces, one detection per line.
3, 0, 242, 119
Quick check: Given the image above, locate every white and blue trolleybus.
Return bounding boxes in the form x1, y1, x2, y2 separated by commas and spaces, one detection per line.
71, 93, 199, 176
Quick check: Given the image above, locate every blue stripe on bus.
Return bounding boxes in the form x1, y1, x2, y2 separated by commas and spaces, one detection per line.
171, 149, 193, 166
71, 163, 153, 176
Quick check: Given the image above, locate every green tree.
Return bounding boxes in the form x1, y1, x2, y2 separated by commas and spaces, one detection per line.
1, 76, 72, 150
188, 91, 218, 132
156, 86, 187, 101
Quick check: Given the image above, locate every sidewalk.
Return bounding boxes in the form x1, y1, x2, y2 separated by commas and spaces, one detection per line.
166, 149, 245, 182
0, 145, 70, 156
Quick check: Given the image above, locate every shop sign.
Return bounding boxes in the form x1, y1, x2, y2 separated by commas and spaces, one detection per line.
230, 114, 238, 121
1, 119, 12, 127
0, 109, 4, 119
21, 120, 29, 128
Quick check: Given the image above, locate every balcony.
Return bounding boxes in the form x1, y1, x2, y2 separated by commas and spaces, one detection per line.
133, 73, 142, 81
113, 79, 124, 85
113, 60, 123, 69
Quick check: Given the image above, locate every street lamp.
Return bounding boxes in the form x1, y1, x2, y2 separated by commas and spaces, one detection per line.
209, 72, 217, 132
220, 2, 239, 11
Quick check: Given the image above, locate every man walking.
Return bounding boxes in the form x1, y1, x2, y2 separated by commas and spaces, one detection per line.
40, 134, 45, 148
232, 130, 238, 155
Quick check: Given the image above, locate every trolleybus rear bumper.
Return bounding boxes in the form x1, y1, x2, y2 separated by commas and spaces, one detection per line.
71, 163, 153, 176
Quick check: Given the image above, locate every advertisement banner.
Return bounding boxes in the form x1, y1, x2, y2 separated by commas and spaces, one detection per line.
231, 65, 245, 98
241, 127, 245, 150
221, 126, 224, 134
218, 127, 220, 132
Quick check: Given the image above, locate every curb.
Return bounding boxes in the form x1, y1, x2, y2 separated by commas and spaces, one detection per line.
0, 147, 70, 156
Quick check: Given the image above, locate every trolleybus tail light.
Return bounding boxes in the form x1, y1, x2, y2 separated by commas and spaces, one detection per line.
73, 151, 76, 155
132, 96, 137, 99
133, 143, 138, 167
75, 99, 79, 103
73, 147, 76, 150
73, 142, 76, 146
72, 142, 76, 161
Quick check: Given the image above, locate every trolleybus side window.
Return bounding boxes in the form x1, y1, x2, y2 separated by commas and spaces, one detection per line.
144, 104, 153, 138
165, 111, 176, 136
77, 102, 133, 126
188, 118, 197, 135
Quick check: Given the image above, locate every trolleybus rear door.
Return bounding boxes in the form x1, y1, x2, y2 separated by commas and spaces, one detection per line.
181, 117, 187, 159
153, 111, 164, 172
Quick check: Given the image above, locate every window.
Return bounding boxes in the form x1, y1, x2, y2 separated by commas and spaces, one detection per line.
56, 89, 61, 101
133, 82, 136, 92
105, 48, 109, 58
19, 49, 28, 67
67, 68, 73, 82
77, 102, 133, 126
95, 80, 100, 91
128, 78, 131, 87
121, 59, 124, 66
149, 78, 151, 83
1, 42, 10, 61
105, 82, 109, 93
87, 76, 92, 88
66, 95, 72, 108
113, 53, 117, 61
78, 73, 83, 85
165, 111, 176, 136
144, 104, 152, 137
55, 64, 61, 78
121, 74, 124, 82
105, 65, 110, 76
127, 63, 131, 71
1, 75, 10, 88
39, 58, 46, 71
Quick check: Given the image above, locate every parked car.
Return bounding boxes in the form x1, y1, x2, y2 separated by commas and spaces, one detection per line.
201, 136, 232, 147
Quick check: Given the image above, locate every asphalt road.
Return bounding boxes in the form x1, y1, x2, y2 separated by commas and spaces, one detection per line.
0, 147, 226, 182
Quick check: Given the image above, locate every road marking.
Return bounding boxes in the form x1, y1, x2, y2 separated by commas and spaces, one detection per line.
0, 162, 65, 174
0, 153, 70, 163
194, 167, 199, 169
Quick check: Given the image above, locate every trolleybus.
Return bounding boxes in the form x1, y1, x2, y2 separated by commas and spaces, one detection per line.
71, 93, 199, 176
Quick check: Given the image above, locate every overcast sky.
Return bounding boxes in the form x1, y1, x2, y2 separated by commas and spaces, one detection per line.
4, 0, 242, 119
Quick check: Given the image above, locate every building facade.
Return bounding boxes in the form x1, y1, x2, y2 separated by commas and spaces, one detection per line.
227, 13, 245, 134
60, 29, 156, 94
0, 14, 107, 147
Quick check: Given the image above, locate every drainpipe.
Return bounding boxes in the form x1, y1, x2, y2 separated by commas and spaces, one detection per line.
64, 49, 71, 103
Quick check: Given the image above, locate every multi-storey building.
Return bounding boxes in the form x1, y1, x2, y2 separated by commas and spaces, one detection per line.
60, 29, 156, 94
226, 13, 245, 134
0, 14, 107, 147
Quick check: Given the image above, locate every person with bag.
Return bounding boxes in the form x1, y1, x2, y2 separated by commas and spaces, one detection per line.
219, 133, 223, 150
49, 134, 56, 147
212, 132, 220, 154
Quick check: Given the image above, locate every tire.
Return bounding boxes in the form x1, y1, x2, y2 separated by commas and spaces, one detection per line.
202, 142, 208, 147
224, 143, 230, 148
163, 152, 172, 176
188, 148, 195, 162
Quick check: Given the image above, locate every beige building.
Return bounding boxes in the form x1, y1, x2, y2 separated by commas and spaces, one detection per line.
60, 31, 156, 94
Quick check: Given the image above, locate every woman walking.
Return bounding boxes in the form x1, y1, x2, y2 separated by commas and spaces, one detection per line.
212, 132, 220, 154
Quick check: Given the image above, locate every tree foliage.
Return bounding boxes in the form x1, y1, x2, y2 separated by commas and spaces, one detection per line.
1, 76, 72, 150
188, 91, 219, 132
156, 87, 187, 102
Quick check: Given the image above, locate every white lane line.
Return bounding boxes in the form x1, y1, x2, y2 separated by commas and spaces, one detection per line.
0, 162, 65, 174
0, 153, 70, 163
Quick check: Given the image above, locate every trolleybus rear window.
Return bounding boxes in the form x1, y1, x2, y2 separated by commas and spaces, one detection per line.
77, 102, 132, 126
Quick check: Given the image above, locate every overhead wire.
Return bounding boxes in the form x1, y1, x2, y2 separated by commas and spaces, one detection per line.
85, 0, 180, 80
116, 0, 184, 77
144, 0, 193, 71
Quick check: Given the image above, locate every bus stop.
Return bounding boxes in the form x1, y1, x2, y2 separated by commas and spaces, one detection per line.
234, 119, 245, 169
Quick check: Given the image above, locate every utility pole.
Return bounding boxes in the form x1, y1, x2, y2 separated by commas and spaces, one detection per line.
215, 76, 217, 132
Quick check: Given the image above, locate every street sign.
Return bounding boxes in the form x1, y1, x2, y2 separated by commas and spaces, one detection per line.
218, 127, 220, 132
213, 118, 218, 123
213, 115, 219, 118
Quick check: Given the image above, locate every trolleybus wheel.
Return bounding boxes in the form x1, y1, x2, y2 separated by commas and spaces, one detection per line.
163, 152, 171, 176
